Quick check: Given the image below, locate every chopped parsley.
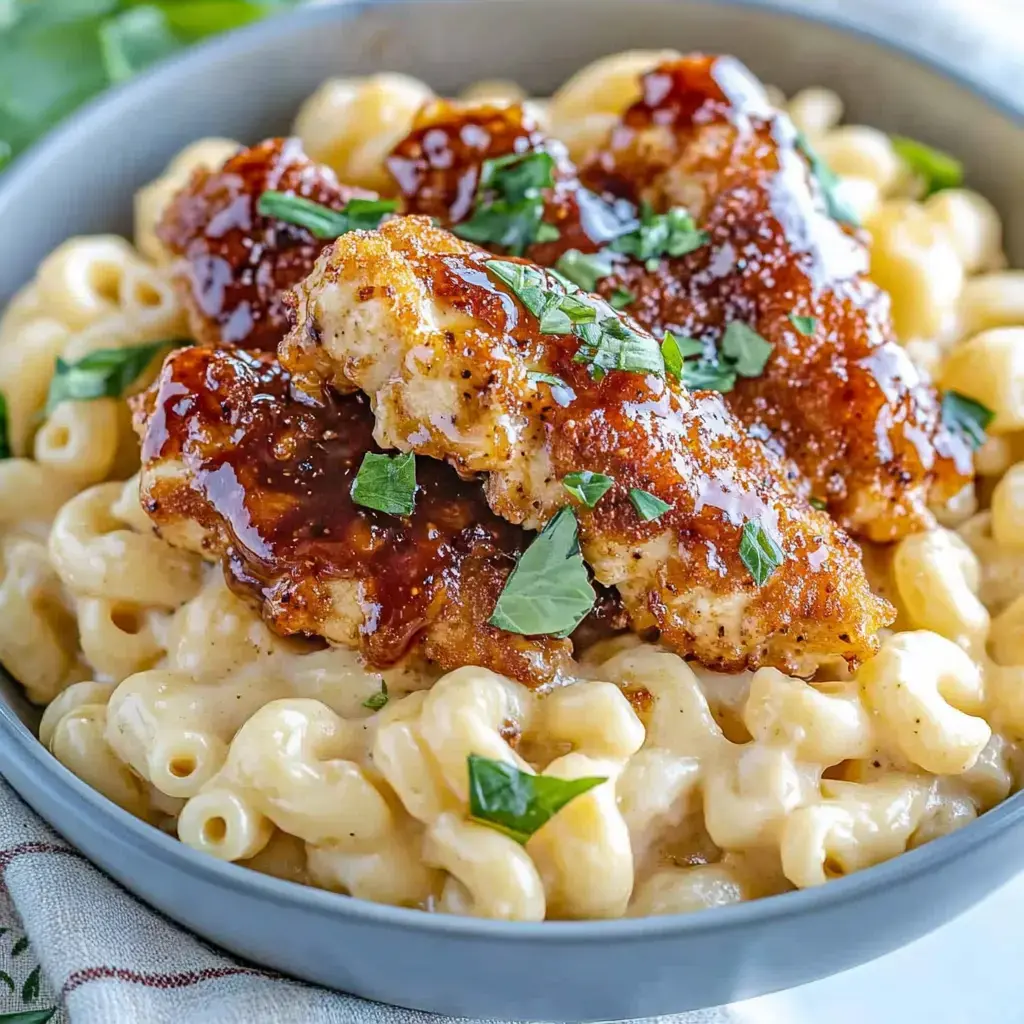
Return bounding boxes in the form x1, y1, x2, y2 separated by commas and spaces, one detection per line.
788, 314, 817, 336
554, 249, 616, 292
454, 151, 560, 255
488, 506, 595, 637
809, 496, 828, 511
721, 321, 773, 378
484, 259, 664, 381
941, 391, 994, 451
573, 318, 665, 380
45, 340, 180, 416
562, 471, 615, 508
467, 755, 606, 844
795, 130, 860, 227
739, 519, 785, 586
363, 682, 389, 711
350, 451, 417, 516
609, 287, 635, 310
257, 191, 397, 238
610, 203, 709, 270
629, 488, 672, 522
890, 136, 963, 197
660, 323, 771, 394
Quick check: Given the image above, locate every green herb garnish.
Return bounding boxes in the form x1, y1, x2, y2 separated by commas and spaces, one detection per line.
609, 287, 635, 310
941, 391, 994, 451
350, 451, 417, 516
610, 203, 709, 270
890, 136, 963, 197
788, 314, 817, 336
554, 249, 616, 292
486, 259, 663, 382
739, 519, 785, 586
809, 496, 827, 511
795, 130, 860, 227
721, 321, 773, 378
527, 371, 568, 388
257, 191, 397, 239
488, 506, 596, 637
562, 471, 615, 508
45, 340, 177, 415
629, 488, 672, 522
0, 394, 11, 460
363, 682, 389, 711
454, 151, 560, 255
573, 318, 664, 381
661, 323, 770, 394
467, 754, 606, 844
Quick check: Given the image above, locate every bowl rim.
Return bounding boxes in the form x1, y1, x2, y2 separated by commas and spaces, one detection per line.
2, 0, 1023, 943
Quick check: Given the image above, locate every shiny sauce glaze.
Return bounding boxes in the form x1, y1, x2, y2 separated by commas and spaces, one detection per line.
157, 137, 373, 351
297, 213, 894, 673
388, 63, 973, 542
134, 345, 580, 685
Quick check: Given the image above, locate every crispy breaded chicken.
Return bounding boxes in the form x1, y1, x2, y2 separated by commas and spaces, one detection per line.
131, 345, 576, 686
158, 137, 374, 351
387, 71, 973, 542
281, 216, 894, 675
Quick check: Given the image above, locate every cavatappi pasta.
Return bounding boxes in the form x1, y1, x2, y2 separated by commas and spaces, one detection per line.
2, 57, 1023, 922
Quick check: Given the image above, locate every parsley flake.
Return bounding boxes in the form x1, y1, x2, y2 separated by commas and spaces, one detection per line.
809, 496, 828, 511
573, 318, 665, 380
795, 131, 861, 227
739, 519, 785, 586
562, 471, 614, 508
610, 203, 709, 269
45, 340, 179, 416
555, 249, 616, 292
890, 136, 963, 197
788, 314, 817, 336
941, 391, 994, 451
609, 287, 635, 310
257, 191, 397, 238
721, 321, 773, 378
488, 506, 596, 637
467, 755, 606, 844
454, 151, 559, 255
629, 488, 672, 522
661, 331, 704, 381
363, 682, 389, 711
350, 451, 417, 516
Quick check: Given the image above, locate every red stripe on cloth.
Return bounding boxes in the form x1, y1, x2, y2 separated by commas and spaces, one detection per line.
0, 841, 85, 871
62, 964, 282, 995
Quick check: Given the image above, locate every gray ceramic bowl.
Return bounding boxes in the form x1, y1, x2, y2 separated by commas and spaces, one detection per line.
1, 2, 1023, 1019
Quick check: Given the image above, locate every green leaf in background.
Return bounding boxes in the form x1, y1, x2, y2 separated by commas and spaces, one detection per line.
99, 5, 180, 83
890, 135, 964, 196
0, 0, 298, 165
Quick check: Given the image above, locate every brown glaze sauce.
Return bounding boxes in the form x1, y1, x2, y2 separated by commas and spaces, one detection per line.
388, 61, 973, 541
136, 345, 579, 685
364, 226, 894, 671
157, 137, 373, 351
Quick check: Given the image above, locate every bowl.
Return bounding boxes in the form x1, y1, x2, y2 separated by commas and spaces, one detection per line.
1, 1, 1023, 1019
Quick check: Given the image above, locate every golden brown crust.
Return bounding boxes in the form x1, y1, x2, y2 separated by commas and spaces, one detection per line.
157, 137, 373, 351
281, 216, 894, 675
387, 68, 974, 542
131, 345, 576, 686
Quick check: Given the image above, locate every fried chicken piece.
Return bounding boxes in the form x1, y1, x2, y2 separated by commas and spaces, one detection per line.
387, 78, 973, 542
157, 137, 374, 351
281, 216, 893, 675
131, 345, 576, 686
